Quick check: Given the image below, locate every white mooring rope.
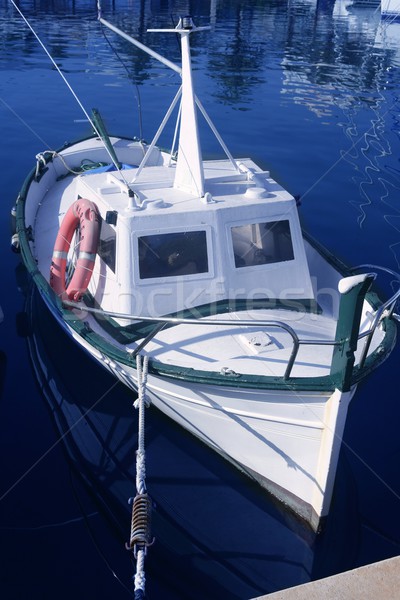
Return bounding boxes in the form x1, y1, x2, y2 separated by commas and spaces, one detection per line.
134, 354, 150, 494
128, 354, 153, 600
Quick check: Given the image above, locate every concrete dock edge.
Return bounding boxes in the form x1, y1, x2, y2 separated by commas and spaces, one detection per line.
251, 555, 400, 599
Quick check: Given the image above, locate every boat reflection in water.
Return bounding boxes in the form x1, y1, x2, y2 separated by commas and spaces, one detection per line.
25, 284, 327, 599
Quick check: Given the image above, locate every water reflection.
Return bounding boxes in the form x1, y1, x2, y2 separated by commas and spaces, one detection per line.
2, 0, 399, 99
283, 1, 386, 116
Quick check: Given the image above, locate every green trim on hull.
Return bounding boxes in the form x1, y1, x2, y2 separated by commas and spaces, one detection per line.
27, 284, 397, 393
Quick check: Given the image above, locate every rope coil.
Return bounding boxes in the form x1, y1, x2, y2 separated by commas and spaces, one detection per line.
127, 493, 153, 555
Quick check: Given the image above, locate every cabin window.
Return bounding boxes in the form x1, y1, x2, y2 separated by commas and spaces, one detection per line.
231, 220, 294, 268
138, 231, 209, 279
98, 220, 116, 273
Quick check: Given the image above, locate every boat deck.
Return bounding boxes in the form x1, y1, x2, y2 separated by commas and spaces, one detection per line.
131, 307, 382, 380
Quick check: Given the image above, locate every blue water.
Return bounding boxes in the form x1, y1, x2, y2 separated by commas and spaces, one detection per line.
1, 0, 400, 598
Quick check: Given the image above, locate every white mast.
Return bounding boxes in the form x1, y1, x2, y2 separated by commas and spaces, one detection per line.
149, 17, 210, 197
174, 21, 204, 196
99, 14, 241, 198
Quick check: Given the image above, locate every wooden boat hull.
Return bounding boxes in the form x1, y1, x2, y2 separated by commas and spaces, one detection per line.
14, 135, 397, 532
46, 303, 351, 531
144, 382, 355, 532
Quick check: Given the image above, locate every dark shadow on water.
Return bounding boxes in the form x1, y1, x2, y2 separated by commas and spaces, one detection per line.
25, 284, 323, 599
0, 350, 6, 401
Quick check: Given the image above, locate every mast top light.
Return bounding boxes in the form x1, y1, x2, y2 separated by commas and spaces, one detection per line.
181, 16, 194, 30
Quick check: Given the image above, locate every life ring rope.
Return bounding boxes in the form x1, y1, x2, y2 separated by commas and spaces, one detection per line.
50, 198, 101, 301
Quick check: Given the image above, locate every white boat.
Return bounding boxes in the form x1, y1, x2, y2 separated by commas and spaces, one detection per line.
13, 13, 398, 532
381, 0, 400, 17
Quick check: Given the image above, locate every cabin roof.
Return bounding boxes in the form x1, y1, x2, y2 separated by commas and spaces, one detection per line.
77, 157, 295, 216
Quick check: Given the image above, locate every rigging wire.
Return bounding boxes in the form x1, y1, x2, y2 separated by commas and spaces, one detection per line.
9, 0, 132, 194
98, 19, 144, 144
0, 97, 51, 149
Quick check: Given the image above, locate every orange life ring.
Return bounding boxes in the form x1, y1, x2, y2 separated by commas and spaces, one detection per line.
50, 198, 101, 301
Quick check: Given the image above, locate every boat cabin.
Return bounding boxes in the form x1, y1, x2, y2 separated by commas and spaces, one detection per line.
76, 155, 315, 319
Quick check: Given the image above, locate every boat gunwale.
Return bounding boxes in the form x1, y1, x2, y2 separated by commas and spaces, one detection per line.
18, 267, 397, 393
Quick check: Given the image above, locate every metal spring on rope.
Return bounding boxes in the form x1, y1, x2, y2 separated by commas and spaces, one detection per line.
126, 493, 154, 556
